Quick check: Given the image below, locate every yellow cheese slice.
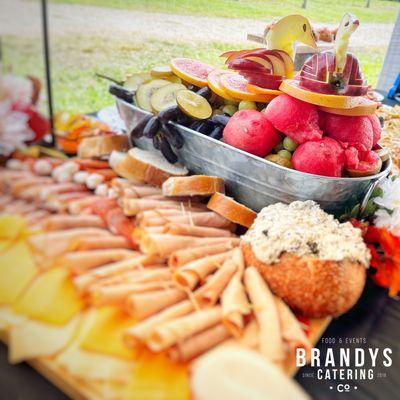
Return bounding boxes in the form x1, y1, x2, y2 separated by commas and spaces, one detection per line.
0, 240, 38, 305
13, 267, 84, 325
0, 306, 27, 331
55, 310, 134, 383
123, 350, 190, 400
0, 215, 29, 242
8, 314, 81, 364
80, 306, 138, 360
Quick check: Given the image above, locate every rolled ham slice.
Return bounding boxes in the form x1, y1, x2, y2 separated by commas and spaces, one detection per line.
168, 323, 231, 362
72, 254, 163, 291
169, 242, 238, 269
221, 249, 251, 338
124, 299, 194, 347
123, 185, 162, 198
68, 196, 102, 215
10, 177, 53, 197
0, 194, 13, 210
91, 268, 171, 288
24, 210, 50, 225
244, 266, 284, 365
140, 233, 239, 257
28, 228, 111, 260
195, 258, 237, 307
147, 306, 222, 352
43, 215, 105, 231
61, 249, 138, 273
90, 280, 175, 306
3, 201, 37, 215
139, 212, 233, 229
163, 223, 233, 238
174, 251, 234, 290
71, 235, 132, 251
275, 298, 312, 360
39, 183, 87, 200
44, 192, 89, 212
125, 288, 187, 320
122, 198, 204, 216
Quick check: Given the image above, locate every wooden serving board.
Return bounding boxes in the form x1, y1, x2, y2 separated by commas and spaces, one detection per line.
1, 317, 331, 400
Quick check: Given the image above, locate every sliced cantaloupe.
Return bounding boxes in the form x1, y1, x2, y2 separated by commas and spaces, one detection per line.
123, 350, 190, 400
13, 267, 84, 325
0, 240, 38, 305
280, 79, 379, 112
80, 306, 138, 360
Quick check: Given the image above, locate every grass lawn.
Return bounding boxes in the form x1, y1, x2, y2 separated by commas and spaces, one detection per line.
50, 0, 400, 23
3, 35, 386, 113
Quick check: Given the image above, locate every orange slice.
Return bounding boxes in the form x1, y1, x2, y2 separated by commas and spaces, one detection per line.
246, 83, 281, 96
318, 97, 378, 116
170, 58, 215, 87
280, 79, 379, 111
220, 73, 277, 103
207, 70, 240, 101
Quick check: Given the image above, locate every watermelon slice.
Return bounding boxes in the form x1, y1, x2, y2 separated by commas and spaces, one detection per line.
220, 73, 277, 103
170, 58, 214, 87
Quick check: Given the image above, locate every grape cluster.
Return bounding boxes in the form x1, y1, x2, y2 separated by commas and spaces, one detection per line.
129, 86, 228, 163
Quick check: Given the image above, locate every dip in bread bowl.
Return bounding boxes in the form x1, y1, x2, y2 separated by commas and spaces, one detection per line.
241, 201, 370, 318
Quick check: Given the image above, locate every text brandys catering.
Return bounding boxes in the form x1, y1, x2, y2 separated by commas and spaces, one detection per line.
0, 6, 399, 400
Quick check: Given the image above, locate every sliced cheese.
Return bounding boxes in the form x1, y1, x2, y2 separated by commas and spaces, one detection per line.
191, 345, 310, 400
0, 240, 38, 305
8, 314, 81, 363
0, 306, 27, 331
13, 267, 84, 325
0, 215, 30, 242
80, 306, 138, 360
123, 350, 190, 400
55, 309, 134, 383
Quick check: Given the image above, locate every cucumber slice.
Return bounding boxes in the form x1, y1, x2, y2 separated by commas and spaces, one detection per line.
150, 83, 186, 113
123, 73, 152, 92
135, 79, 171, 112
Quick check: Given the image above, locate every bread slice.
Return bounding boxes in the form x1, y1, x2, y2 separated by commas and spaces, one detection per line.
109, 151, 142, 183
110, 148, 188, 186
78, 134, 129, 159
207, 193, 256, 228
162, 175, 225, 197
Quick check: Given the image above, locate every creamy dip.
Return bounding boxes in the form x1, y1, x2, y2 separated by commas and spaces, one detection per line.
242, 200, 370, 267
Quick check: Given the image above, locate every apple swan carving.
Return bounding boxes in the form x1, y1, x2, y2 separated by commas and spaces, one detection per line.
221, 15, 317, 90
299, 13, 368, 96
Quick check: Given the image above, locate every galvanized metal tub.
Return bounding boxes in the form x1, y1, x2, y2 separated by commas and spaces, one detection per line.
115, 98, 392, 215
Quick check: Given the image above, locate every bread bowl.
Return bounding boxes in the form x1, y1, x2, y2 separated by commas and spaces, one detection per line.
241, 200, 370, 317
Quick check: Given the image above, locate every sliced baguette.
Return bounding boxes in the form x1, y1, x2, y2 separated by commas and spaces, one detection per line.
112, 148, 188, 187
207, 192, 256, 228
109, 151, 142, 183
162, 175, 225, 197
78, 134, 129, 159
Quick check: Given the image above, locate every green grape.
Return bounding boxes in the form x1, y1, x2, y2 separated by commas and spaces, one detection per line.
278, 149, 292, 160
283, 136, 298, 152
364, 199, 378, 217
212, 108, 224, 116
370, 187, 383, 198
224, 99, 239, 106
238, 100, 257, 111
350, 204, 360, 218
222, 104, 238, 116
274, 142, 284, 152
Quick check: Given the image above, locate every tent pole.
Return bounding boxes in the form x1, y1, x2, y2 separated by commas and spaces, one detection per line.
41, 0, 55, 145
